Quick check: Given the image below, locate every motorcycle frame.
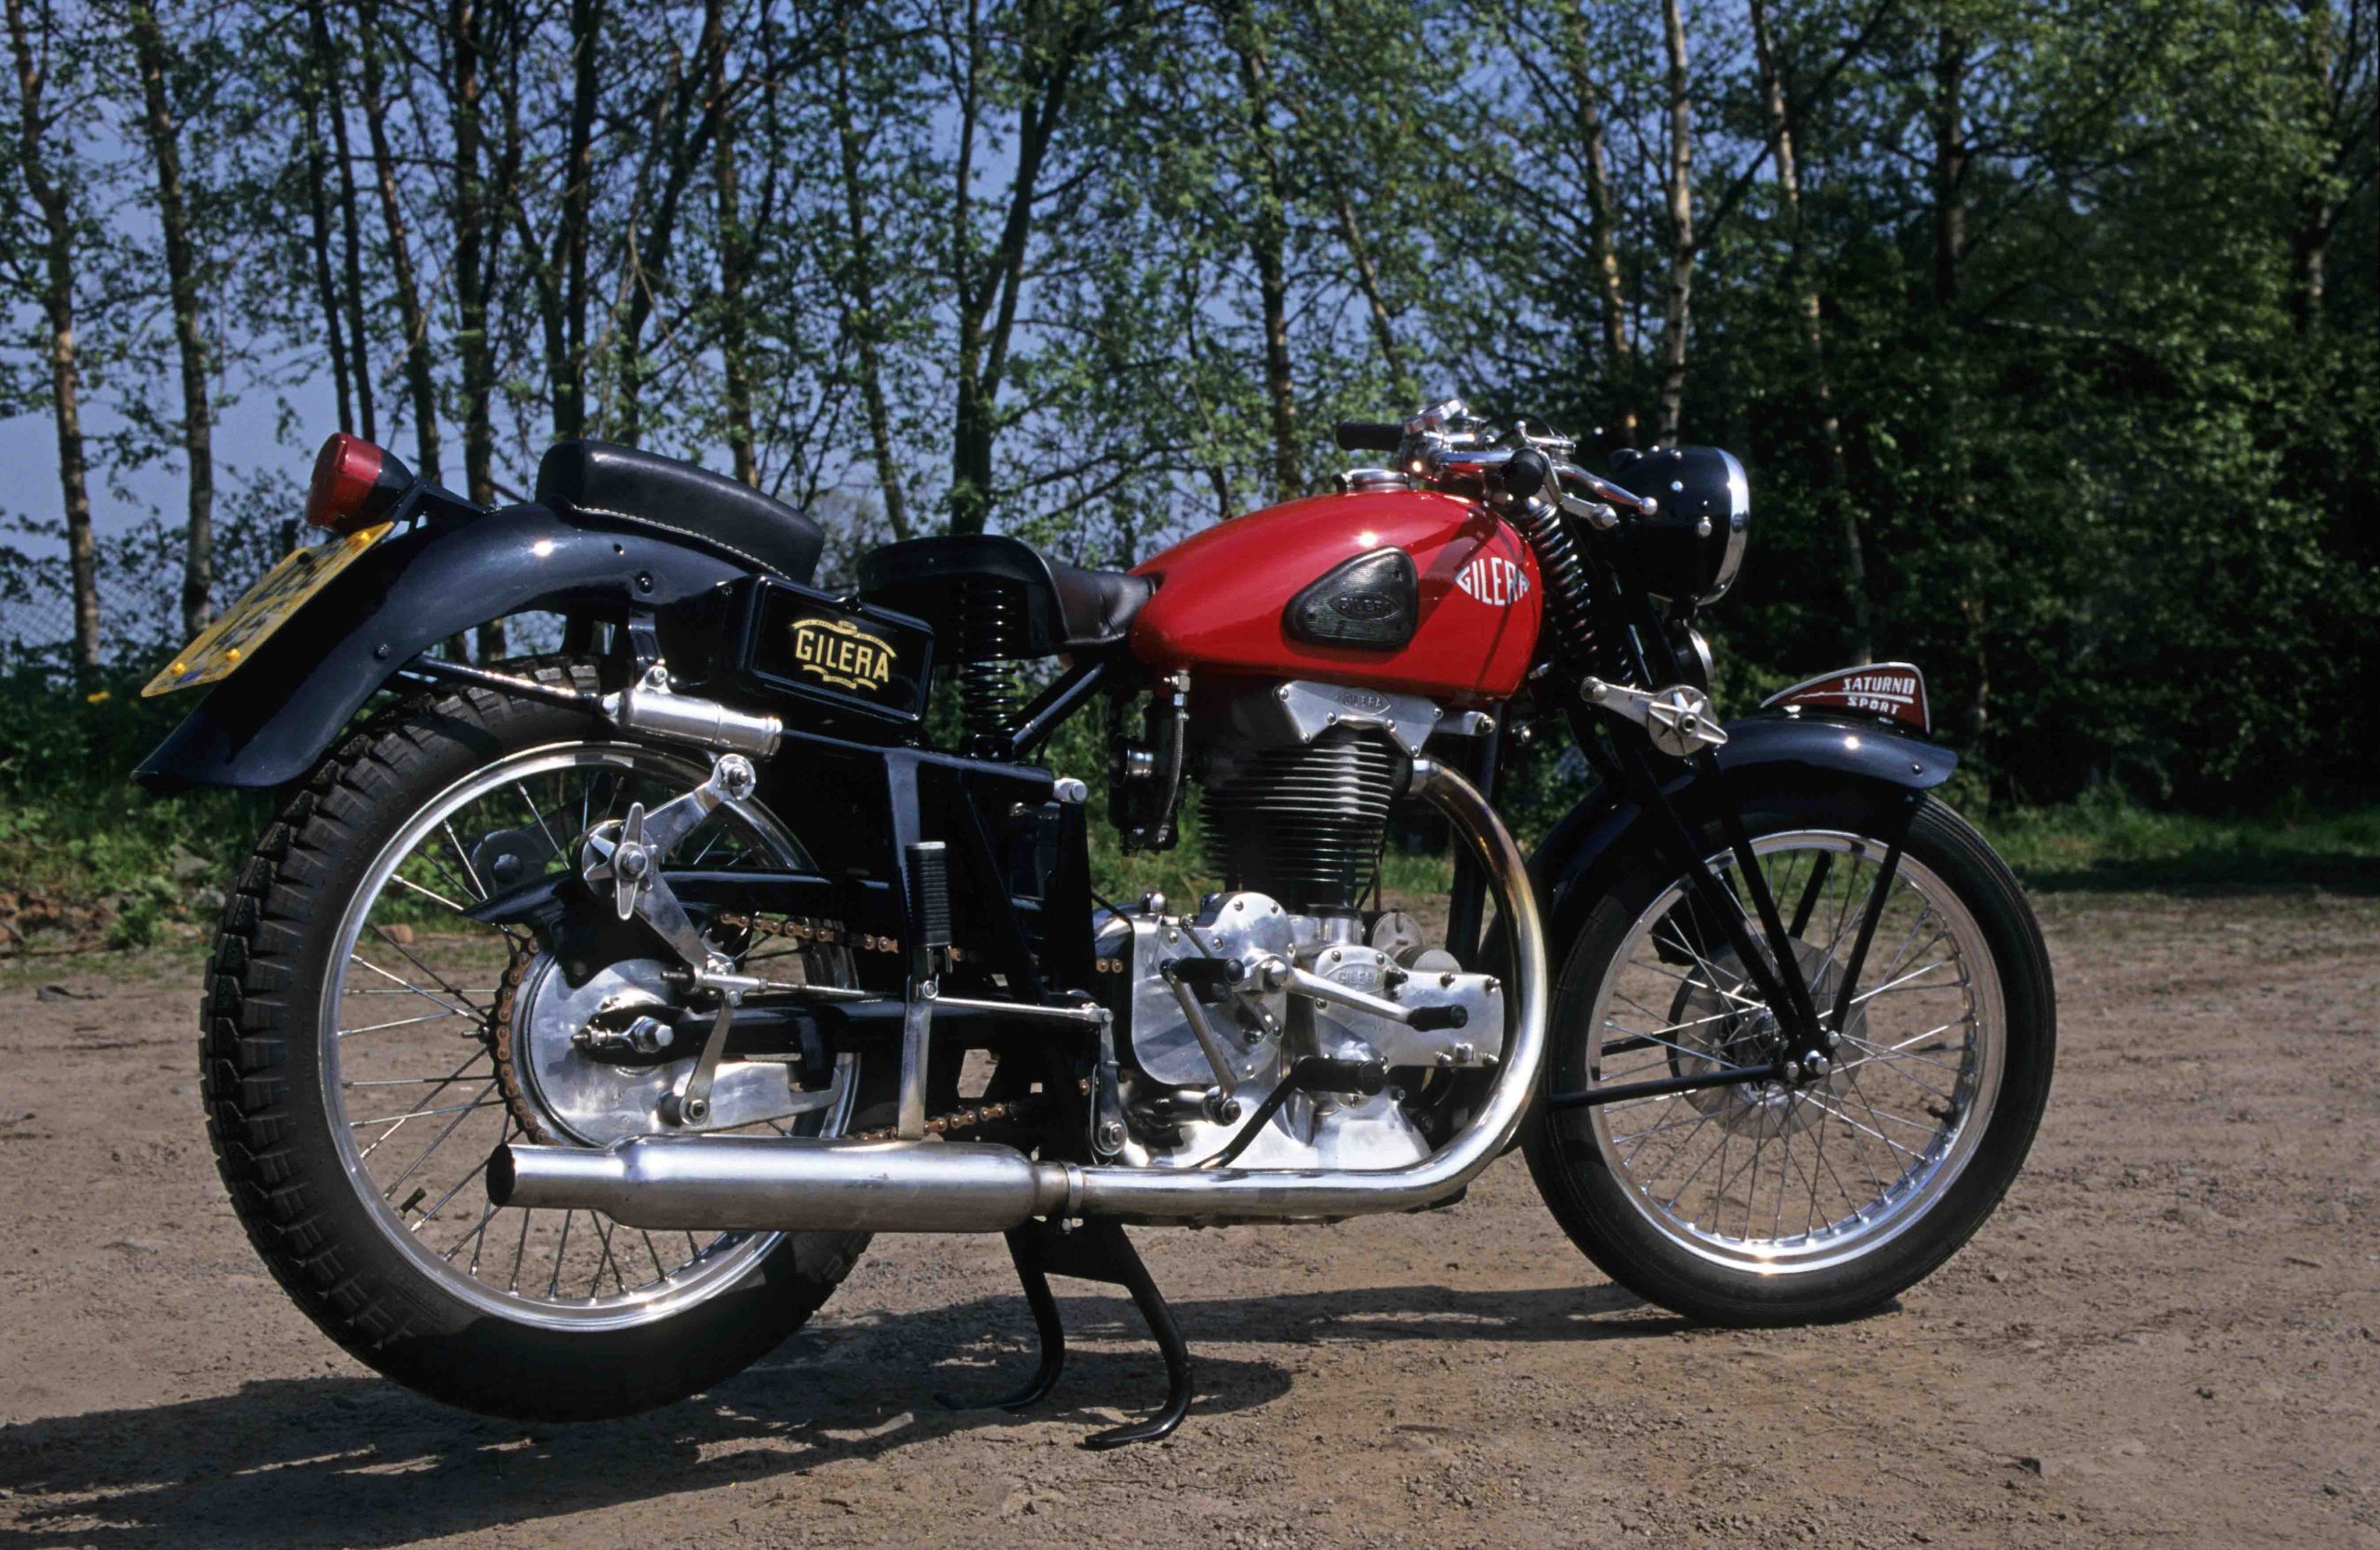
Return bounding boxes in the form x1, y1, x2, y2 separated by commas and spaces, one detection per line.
139, 481, 1961, 1143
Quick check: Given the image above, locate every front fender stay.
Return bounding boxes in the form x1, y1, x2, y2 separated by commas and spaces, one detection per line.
1529, 712, 1957, 934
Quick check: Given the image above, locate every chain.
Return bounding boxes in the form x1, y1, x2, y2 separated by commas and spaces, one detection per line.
721, 912, 963, 962
845, 1090, 1069, 1144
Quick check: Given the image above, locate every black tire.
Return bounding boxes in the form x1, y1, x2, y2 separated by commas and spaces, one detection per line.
1524, 785, 2056, 1326
199, 657, 871, 1420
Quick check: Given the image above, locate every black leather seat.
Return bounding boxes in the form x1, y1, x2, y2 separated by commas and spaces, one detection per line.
536, 440, 825, 583
857, 534, 1151, 654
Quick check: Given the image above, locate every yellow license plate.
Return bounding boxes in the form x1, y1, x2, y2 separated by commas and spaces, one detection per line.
141, 523, 394, 698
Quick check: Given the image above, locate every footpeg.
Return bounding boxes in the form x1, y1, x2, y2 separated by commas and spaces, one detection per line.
941, 1218, 1192, 1449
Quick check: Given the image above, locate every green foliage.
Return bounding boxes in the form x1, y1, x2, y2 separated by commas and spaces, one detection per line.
0, 661, 267, 948
1983, 787, 2380, 893
0, 0, 2373, 937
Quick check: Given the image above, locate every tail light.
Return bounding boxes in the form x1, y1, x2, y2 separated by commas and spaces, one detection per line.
306, 432, 416, 533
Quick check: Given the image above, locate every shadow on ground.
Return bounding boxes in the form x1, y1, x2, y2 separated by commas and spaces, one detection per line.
0, 1281, 1659, 1549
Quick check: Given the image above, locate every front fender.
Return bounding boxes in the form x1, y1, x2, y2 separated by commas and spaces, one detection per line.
1527, 712, 1958, 933
135, 505, 748, 793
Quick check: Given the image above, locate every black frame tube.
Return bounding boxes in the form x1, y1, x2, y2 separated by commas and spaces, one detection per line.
397, 653, 603, 713
1543, 1060, 1776, 1111
1004, 657, 1112, 762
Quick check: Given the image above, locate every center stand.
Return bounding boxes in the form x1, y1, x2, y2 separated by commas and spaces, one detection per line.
942, 1217, 1193, 1449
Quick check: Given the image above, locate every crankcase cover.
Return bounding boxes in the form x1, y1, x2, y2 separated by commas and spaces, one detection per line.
1097, 892, 1294, 1091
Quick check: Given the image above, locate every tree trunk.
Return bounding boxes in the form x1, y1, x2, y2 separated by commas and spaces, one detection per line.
2291, 5, 2338, 334
307, 0, 373, 442
7, 0, 99, 677
354, 0, 442, 484
561, 0, 597, 438
615, 0, 728, 448
1654, 0, 1695, 447
448, 0, 493, 507
323, 7, 374, 443
947, 1, 1082, 536
711, 39, 756, 485
130, 1, 216, 640
300, 89, 355, 436
1750, 0, 1869, 658
447, 0, 506, 657
1931, 26, 1966, 310
1563, 13, 1635, 444
833, 26, 911, 538
1329, 178, 1410, 403
1223, 3, 1299, 499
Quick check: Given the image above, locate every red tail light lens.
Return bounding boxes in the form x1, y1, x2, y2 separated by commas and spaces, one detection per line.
306, 432, 416, 533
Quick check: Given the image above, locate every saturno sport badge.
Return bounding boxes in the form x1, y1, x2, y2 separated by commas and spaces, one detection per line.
788, 616, 896, 692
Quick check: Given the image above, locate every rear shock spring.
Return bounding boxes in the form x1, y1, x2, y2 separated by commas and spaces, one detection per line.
955, 577, 1026, 744
1507, 495, 1598, 667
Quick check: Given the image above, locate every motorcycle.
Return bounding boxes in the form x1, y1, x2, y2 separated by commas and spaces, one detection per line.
138, 399, 2055, 1447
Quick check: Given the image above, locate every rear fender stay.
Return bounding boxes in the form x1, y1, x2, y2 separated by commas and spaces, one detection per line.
136, 504, 747, 794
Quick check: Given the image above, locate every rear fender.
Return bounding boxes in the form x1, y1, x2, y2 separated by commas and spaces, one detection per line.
1528, 712, 1958, 939
135, 504, 747, 793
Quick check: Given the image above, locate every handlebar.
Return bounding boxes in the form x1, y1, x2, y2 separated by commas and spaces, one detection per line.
1334, 409, 1659, 519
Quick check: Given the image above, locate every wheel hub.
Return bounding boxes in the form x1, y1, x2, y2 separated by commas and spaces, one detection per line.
492, 949, 800, 1145
1666, 939, 1863, 1138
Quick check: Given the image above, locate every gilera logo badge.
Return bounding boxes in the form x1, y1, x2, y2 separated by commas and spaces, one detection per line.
788, 616, 896, 693
1326, 685, 1395, 715
1330, 591, 1397, 621
1455, 554, 1529, 607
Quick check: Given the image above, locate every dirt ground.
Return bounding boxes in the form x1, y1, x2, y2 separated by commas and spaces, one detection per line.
2, 886, 2374, 1550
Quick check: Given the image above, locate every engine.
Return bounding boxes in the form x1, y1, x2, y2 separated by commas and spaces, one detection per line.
1096, 680, 1504, 1171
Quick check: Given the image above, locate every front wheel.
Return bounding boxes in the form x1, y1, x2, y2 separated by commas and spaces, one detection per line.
1525, 787, 2056, 1325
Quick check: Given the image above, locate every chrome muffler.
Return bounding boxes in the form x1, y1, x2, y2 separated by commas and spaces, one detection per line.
494, 758, 1547, 1233
490, 1134, 1078, 1234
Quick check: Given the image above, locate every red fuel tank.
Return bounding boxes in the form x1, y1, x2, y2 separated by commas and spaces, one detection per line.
1128, 488, 1541, 703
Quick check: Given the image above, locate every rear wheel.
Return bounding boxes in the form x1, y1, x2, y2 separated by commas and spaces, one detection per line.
1526, 787, 2056, 1325
201, 660, 873, 1419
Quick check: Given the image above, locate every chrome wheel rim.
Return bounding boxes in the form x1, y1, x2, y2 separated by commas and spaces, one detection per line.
1580, 829, 2003, 1276
318, 740, 856, 1331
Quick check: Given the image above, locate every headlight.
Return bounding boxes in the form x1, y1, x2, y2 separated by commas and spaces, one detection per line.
1606, 446, 1752, 607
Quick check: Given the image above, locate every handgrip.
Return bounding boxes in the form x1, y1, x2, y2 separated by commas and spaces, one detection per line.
1497, 446, 1551, 502
1333, 420, 1405, 453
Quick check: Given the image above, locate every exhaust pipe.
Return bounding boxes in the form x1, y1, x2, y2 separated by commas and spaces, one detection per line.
491, 1134, 1077, 1234
495, 758, 1546, 1233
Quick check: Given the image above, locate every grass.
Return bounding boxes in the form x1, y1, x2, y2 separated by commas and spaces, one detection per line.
1979, 789, 2380, 894
7, 704, 2375, 960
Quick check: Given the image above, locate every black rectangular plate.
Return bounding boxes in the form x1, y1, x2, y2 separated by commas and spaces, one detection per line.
734, 577, 935, 731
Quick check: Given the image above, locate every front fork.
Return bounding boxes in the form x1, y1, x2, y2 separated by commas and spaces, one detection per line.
1541, 716, 1914, 1116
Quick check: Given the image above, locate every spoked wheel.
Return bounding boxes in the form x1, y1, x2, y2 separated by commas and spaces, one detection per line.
1527, 788, 2055, 1325
202, 661, 875, 1418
